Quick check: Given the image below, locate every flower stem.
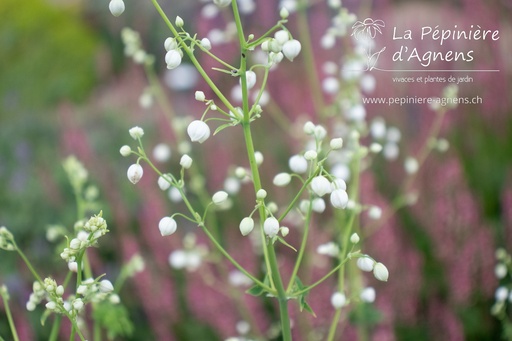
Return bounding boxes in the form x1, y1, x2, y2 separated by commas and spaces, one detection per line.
0, 287, 19, 341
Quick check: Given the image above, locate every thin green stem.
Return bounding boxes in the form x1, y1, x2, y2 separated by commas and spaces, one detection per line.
294, 256, 353, 296
0, 288, 19, 341
48, 316, 61, 341
15, 247, 42, 283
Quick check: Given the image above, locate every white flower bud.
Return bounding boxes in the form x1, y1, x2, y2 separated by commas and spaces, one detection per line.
77, 285, 87, 295
129, 126, 144, 140
256, 189, 267, 199
26, 301, 36, 311
280, 227, 290, 237
273, 173, 292, 187
109, 0, 125, 17
312, 198, 326, 213
187, 120, 210, 143
212, 191, 228, 205
235, 167, 246, 178
303, 121, 315, 135
280, 7, 289, 19
330, 189, 349, 209
109, 294, 121, 304
263, 217, 279, 238
267, 202, 278, 214
239, 217, 254, 236
213, 0, 231, 7
158, 175, 172, 191
370, 118, 386, 140
46, 301, 57, 310
165, 50, 182, 69
56, 285, 64, 296
314, 125, 327, 140
195, 91, 206, 101
357, 257, 375, 272
495, 263, 507, 279
330, 138, 343, 150
120, 145, 131, 157
159, 217, 177, 236
274, 30, 289, 45
368, 206, 382, 220
200, 38, 212, 50
164, 37, 178, 51
311, 176, 332, 196
282, 39, 301, 61
373, 262, 389, 282
73, 298, 84, 311
254, 151, 264, 166
153, 143, 171, 162
350, 233, 360, 244
175, 16, 184, 27
99, 279, 114, 293
289, 155, 308, 173
241, 70, 257, 90
68, 262, 78, 272
317, 242, 339, 257
304, 150, 317, 161
404, 157, 419, 174
360, 287, 376, 303
495, 287, 508, 302
331, 292, 347, 309
331, 178, 347, 191
268, 39, 282, 53
370, 143, 383, 153
127, 164, 143, 184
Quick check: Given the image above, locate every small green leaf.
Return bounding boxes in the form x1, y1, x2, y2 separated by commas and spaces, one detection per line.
300, 299, 317, 317
277, 236, 297, 252
40, 309, 51, 326
246, 284, 266, 296
213, 123, 234, 136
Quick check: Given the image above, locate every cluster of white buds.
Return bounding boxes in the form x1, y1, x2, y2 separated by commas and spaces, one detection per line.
168, 234, 208, 271
491, 248, 512, 316
316, 242, 340, 257
320, 7, 357, 49
120, 28, 152, 65
76, 278, 116, 304
369, 117, 402, 161
261, 30, 302, 64
164, 37, 183, 69
0, 227, 15, 251
356, 256, 389, 282
60, 212, 109, 263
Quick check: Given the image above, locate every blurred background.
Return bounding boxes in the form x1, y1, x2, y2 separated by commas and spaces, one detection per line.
0, 0, 511, 340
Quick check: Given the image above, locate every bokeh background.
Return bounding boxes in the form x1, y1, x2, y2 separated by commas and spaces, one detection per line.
0, 0, 511, 340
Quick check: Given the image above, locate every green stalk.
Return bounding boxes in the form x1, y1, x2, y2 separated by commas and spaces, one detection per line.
0, 287, 19, 341
231, 1, 291, 339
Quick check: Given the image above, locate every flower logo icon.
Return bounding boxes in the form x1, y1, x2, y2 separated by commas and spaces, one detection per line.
351, 18, 386, 71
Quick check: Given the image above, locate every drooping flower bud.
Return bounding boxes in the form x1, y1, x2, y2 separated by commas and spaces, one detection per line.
159, 217, 177, 236
187, 120, 210, 143
239, 217, 254, 236
263, 217, 279, 238
180, 154, 193, 169
330, 292, 347, 309
357, 257, 375, 272
289, 155, 308, 173
373, 262, 389, 282
165, 50, 182, 69
273, 173, 292, 187
330, 189, 349, 209
127, 164, 143, 184
282, 39, 301, 61
109, 0, 125, 17
311, 175, 332, 196
212, 191, 228, 205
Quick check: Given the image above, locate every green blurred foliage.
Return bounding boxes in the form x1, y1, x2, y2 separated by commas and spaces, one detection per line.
0, 0, 98, 113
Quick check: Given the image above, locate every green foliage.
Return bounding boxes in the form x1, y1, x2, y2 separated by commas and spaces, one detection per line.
93, 301, 134, 340
0, 0, 98, 112
348, 303, 382, 327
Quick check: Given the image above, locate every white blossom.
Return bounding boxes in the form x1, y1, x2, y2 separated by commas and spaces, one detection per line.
153, 143, 171, 162
212, 191, 228, 205
357, 257, 375, 272
127, 164, 143, 184
165, 50, 182, 69
263, 217, 279, 238
360, 287, 376, 303
289, 155, 308, 173
350, 233, 360, 244
109, 0, 125, 17
180, 154, 193, 169
311, 198, 326, 213
330, 189, 349, 209
159, 217, 177, 236
239, 217, 254, 236
282, 39, 301, 61
331, 292, 347, 309
129, 126, 144, 140
373, 262, 389, 282
120, 145, 131, 157
187, 120, 210, 143
311, 176, 332, 196
273, 173, 292, 187
158, 174, 172, 191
